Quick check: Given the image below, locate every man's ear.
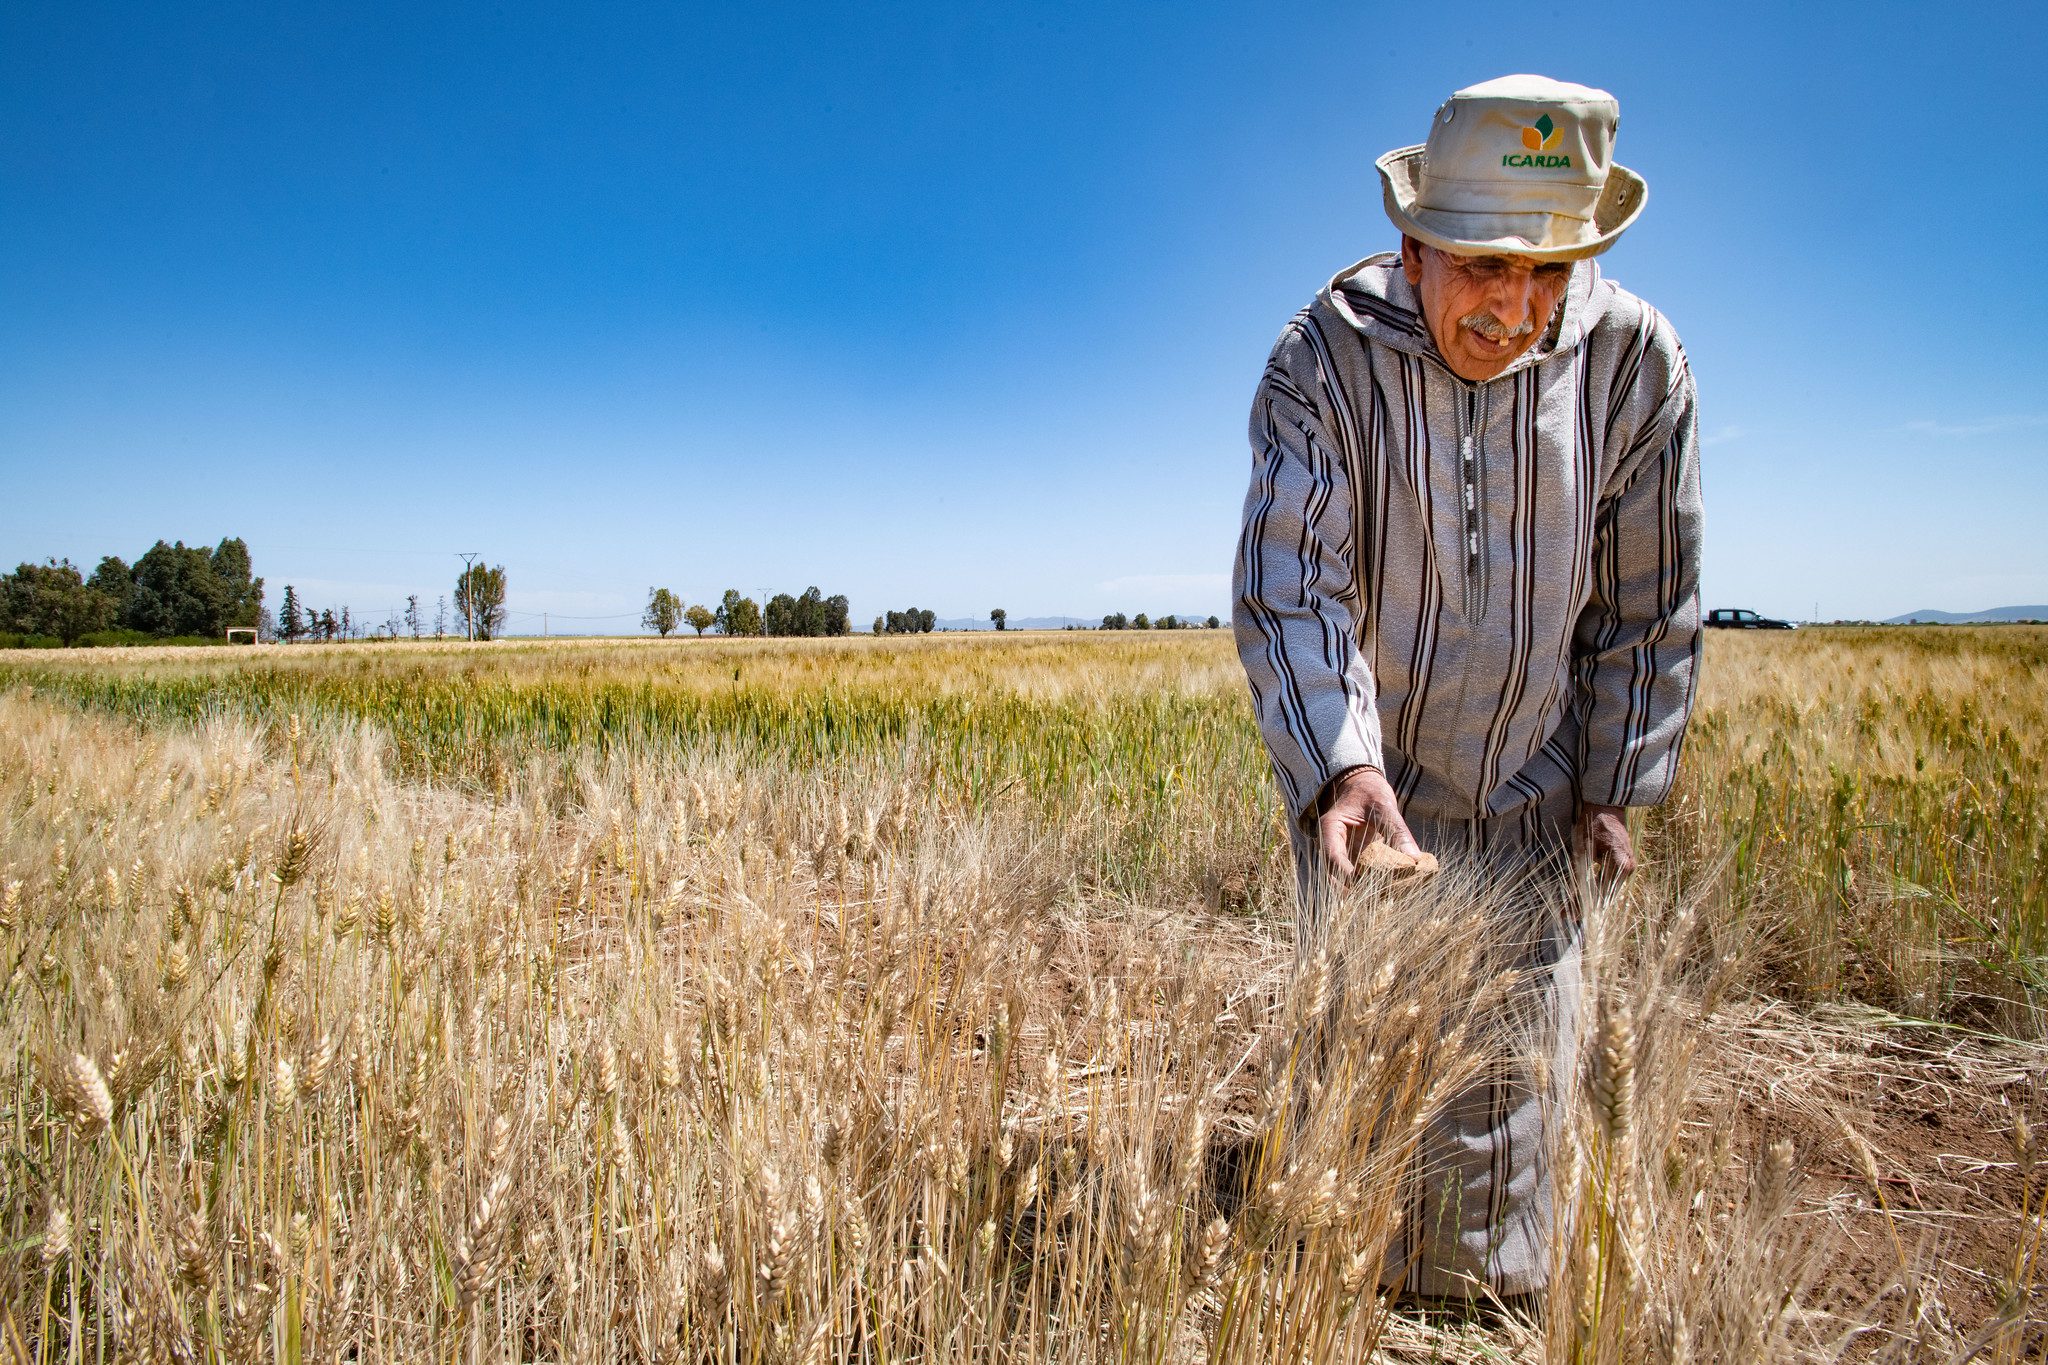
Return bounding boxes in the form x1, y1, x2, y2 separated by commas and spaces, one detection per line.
1400, 236, 1425, 286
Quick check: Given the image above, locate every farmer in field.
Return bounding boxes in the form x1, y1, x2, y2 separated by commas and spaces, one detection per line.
1232, 76, 1702, 1306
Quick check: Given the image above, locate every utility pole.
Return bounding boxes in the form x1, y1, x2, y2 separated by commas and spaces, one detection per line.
543, 612, 548, 638
457, 552, 480, 642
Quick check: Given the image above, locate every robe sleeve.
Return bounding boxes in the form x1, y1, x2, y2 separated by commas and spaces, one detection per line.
1232, 320, 1384, 824
1573, 344, 1704, 808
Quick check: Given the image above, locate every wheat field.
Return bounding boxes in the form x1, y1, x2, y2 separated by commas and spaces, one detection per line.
0, 628, 2041, 1362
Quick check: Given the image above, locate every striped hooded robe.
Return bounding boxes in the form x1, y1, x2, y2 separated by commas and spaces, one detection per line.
1233, 252, 1702, 856
1231, 251, 1702, 1297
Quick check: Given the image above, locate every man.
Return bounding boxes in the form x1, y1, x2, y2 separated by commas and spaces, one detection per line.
1231, 76, 1701, 1302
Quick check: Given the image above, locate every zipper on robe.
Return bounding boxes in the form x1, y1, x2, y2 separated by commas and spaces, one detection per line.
1459, 386, 1483, 619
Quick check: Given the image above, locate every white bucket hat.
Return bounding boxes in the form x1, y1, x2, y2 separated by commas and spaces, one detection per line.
1377, 74, 1647, 262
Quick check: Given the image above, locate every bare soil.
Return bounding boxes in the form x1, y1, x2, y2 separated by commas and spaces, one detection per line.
1716, 1002, 2047, 1355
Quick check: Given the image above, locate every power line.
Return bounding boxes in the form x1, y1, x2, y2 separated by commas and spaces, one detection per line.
501, 608, 640, 620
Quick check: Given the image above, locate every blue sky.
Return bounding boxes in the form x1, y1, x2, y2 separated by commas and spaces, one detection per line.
3, 0, 2043, 630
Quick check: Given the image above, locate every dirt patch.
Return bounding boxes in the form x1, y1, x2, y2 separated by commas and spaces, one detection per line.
1711, 1002, 2047, 1353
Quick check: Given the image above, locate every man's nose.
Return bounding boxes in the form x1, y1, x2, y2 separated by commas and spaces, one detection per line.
1486, 273, 1539, 327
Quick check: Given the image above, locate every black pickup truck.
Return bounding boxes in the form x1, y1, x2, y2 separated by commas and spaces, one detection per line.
1705, 608, 1796, 630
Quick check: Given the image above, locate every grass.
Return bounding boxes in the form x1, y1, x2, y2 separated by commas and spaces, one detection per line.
1654, 627, 2047, 1031
0, 627, 2042, 1362
3, 627, 2040, 1027
0, 635, 1277, 906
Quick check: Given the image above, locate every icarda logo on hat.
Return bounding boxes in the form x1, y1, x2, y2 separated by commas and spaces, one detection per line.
1522, 113, 1562, 152
1523, 112, 1564, 155
1507, 112, 1572, 168
1375, 74, 1648, 262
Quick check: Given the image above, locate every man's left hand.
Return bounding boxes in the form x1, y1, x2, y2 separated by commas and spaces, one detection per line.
1575, 802, 1636, 882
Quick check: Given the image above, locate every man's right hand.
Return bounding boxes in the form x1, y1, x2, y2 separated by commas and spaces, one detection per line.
1315, 766, 1423, 881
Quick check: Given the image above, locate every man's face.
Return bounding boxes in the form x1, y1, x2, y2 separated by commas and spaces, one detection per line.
1401, 239, 1573, 383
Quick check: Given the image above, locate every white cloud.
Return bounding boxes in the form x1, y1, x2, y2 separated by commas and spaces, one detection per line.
506, 589, 636, 613
1094, 572, 1230, 600
1902, 414, 2048, 439
286, 578, 420, 612
1701, 424, 1746, 447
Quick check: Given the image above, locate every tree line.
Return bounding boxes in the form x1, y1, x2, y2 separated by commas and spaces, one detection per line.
641, 596, 1223, 638
0, 536, 520, 648
1099, 613, 1221, 631
0, 539, 262, 645
6, 538, 1227, 648
642, 586, 853, 638
265, 591, 456, 644
274, 562, 507, 643
876, 608, 937, 635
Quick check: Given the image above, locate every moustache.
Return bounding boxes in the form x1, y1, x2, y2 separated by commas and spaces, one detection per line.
1458, 311, 1535, 342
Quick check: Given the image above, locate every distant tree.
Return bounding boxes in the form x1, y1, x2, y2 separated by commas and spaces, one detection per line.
738, 598, 764, 635
404, 594, 423, 639
797, 586, 827, 636
877, 607, 934, 635
757, 587, 845, 637
1159, 615, 1179, 631
0, 559, 115, 643
208, 537, 264, 632
763, 592, 799, 636
317, 608, 338, 642
340, 606, 354, 641
123, 542, 202, 635
1206, 615, 1221, 629
1133, 613, 1151, 630
456, 564, 508, 641
990, 608, 1007, 631
872, 615, 885, 635
111, 537, 262, 638
258, 606, 277, 643
684, 603, 715, 636
434, 596, 448, 639
280, 586, 305, 643
644, 587, 683, 637
124, 541, 220, 636
1100, 613, 1128, 631
716, 589, 762, 636
88, 557, 133, 621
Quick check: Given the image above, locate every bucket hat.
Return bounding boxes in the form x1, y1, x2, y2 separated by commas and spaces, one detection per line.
1377, 74, 1646, 262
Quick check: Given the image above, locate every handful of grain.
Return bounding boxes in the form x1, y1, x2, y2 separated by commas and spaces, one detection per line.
1358, 837, 1440, 879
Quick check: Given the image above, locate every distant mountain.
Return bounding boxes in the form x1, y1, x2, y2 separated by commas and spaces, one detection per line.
932, 616, 1106, 631
931, 615, 1226, 632
1885, 605, 2048, 624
